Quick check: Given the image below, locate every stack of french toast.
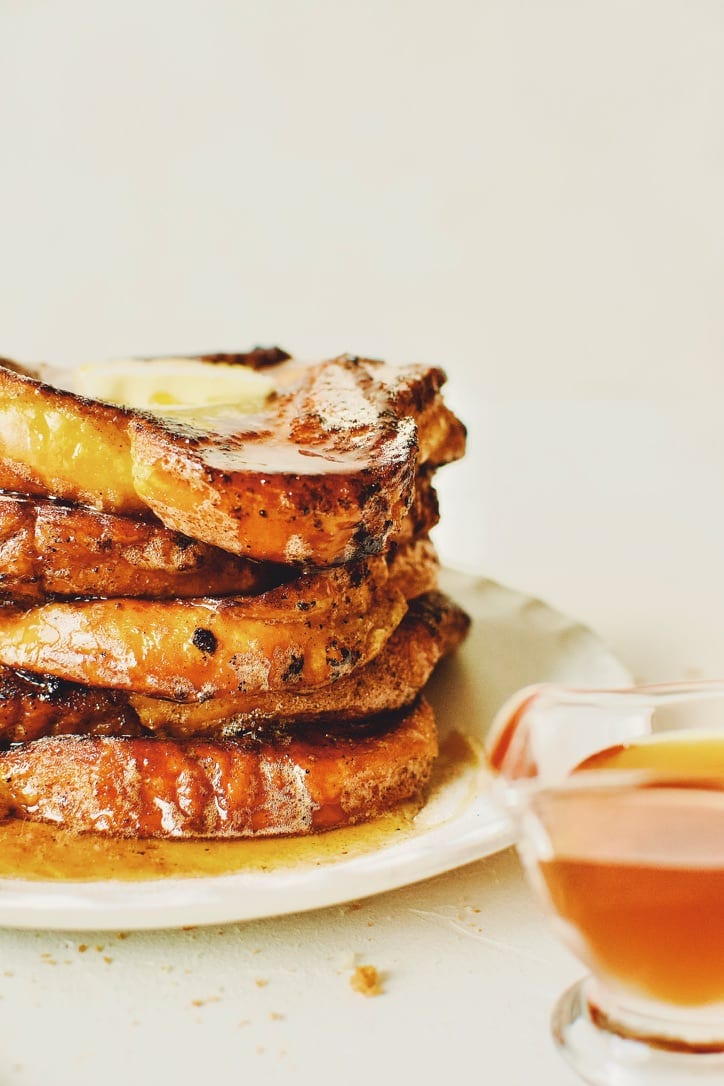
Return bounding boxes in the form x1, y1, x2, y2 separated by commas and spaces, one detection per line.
0, 348, 469, 839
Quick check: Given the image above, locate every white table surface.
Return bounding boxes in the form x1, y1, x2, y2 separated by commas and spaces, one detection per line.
1, 3, 723, 1083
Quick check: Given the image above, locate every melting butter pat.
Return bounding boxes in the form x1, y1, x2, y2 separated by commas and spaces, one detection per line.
72, 358, 275, 414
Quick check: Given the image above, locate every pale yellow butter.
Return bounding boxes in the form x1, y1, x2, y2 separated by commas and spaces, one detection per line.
72, 357, 275, 414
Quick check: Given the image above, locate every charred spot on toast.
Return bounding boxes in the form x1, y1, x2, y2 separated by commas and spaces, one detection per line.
346, 561, 372, 589
358, 480, 382, 506
198, 347, 291, 370
325, 643, 361, 681
281, 653, 305, 683
350, 523, 385, 557
191, 628, 218, 655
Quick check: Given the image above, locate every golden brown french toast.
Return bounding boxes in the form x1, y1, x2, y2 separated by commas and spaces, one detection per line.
0, 478, 439, 603
0, 494, 286, 604
0, 670, 143, 743
0, 592, 468, 742
0, 556, 407, 699
0, 353, 465, 565
0, 697, 437, 837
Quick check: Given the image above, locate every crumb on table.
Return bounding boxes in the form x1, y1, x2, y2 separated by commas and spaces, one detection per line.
350, 964, 383, 997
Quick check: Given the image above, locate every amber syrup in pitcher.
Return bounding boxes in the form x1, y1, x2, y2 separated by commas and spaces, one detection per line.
537, 734, 724, 1006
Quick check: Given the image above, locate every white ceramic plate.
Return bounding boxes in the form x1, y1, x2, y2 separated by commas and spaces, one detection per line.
0, 569, 631, 931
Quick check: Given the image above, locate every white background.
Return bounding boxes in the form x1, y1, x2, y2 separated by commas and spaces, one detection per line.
1, 1, 722, 398
1, 3, 723, 1084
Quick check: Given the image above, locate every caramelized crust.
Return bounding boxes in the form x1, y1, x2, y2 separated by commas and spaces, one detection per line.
0, 670, 143, 742
0, 353, 464, 565
389, 470, 440, 546
0, 592, 468, 741
129, 355, 456, 564
0, 557, 407, 700
0, 477, 438, 604
0, 698, 438, 837
0, 494, 285, 604
385, 537, 439, 601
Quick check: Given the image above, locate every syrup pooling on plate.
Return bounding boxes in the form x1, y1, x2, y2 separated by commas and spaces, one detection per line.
0, 807, 421, 882
536, 733, 724, 1006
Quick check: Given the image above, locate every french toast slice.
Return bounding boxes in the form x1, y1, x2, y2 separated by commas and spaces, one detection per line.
0, 494, 286, 604
0, 477, 438, 604
0, 352, 465, 565
0, 697, 437, 837
0, 557, 407, 700
0, 592, 468, 742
